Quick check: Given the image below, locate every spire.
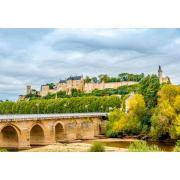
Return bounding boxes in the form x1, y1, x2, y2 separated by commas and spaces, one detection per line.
158, 65, 162, 73
158, 65, 163, 78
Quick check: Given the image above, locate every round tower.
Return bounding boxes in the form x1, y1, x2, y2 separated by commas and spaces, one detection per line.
26, 85, 32, 95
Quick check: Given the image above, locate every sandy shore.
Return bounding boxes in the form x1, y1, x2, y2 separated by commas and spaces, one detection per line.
21, 140, 128, 152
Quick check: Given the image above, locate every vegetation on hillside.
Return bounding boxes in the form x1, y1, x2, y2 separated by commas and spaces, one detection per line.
106, 75, 180, 143
84, 73, 144, 83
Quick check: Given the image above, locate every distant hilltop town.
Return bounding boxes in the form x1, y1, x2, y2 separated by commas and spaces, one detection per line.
19, 66, 170, 101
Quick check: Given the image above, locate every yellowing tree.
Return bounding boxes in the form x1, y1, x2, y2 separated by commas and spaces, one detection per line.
174, 95, 180, 113
151, 84, 180, 139
174, 115, 180, 137
127, 94, 146, 116
158, 84, 180, 105
111, 94, 147, 135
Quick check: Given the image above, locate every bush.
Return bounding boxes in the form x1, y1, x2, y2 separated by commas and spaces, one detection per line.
0, 148, 8, 152
128, 141, 162, 152
174, 140, 180, 152
89, 142, 105, 152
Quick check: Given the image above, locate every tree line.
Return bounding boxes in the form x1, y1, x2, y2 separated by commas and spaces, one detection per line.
0, 96, 121, 114
84, 73, 144, 83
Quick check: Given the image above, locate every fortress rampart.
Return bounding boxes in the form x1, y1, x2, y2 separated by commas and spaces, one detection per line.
38, 76, 138, 97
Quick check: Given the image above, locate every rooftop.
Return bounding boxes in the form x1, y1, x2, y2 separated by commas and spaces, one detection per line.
59, 80, 67, 83
67, 75, 83, 81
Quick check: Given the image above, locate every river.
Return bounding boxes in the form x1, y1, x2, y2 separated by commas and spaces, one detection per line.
82, 138, 175, 152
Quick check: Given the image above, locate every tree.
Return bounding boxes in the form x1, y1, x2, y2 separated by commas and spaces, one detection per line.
106, 94, 147, 136
98, 74, 110, 83
174, 95, 180, 113
150, 84, 180, 140
91, 77, 98, 83
47, 83, 55, 89
139, 74, 160, 109
0, 96, 122, 114
84, 76, 91, 83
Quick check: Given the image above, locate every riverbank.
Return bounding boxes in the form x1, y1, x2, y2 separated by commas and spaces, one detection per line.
22, 141, 128, 152
21, 138, 137, 152
20, 137, 175, 152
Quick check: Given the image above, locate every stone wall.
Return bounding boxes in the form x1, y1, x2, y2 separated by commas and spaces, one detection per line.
39, 80, 138, 97
84, 81, 137, 93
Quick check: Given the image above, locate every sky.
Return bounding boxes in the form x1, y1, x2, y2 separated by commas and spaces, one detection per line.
0, 28, 179, 100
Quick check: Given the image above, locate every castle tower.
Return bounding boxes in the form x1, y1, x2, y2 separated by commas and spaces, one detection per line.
26, 85, 32, 95
40, 85, 49, 97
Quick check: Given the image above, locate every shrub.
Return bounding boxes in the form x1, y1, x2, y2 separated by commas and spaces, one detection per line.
174, 140, 180, 152
128, 141, 162, 152
0, 148, 8, 152
89, 142, 105, 152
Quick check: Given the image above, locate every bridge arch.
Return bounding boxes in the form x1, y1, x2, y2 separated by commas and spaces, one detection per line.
30, 124, 45, 145
54, 122, 65, 142
0, 124, 20, 149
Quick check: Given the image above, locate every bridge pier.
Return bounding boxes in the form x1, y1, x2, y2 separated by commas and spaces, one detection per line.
18, 129, 31, 149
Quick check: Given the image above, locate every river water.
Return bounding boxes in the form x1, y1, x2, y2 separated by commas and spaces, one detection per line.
83, 139, 175, 152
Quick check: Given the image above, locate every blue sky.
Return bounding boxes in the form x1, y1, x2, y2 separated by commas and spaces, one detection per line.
0, 28, 179, 100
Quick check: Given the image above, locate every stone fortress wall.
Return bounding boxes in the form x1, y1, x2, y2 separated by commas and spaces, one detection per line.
38, 76, 138, 97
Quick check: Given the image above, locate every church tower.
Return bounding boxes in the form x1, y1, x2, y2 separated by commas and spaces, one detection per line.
158, 65, 163, 79
158, 65, 170, 84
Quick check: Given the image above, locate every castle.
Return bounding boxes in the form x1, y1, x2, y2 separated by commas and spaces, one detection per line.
30, 76, 137, 97
18, 66, 170, 100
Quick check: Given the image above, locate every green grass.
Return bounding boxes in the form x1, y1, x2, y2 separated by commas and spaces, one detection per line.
0, 148, 8, 152
89, 142, 105, 152
128, 141, 162, 152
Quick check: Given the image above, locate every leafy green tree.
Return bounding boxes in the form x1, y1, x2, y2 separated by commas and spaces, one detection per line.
98, 74, 110, 82
139, 74, 160, 108
91, 77, 98, 83
84, 76, 91, 83
47, 83, 56, 89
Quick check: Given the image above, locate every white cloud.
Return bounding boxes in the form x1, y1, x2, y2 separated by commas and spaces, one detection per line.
0, 28, 179, 100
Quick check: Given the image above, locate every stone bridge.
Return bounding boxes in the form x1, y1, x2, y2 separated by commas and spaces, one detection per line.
0, 113, 107, 150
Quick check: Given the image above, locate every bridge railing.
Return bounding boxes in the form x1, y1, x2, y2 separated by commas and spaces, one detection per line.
0, 112, 108, 121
